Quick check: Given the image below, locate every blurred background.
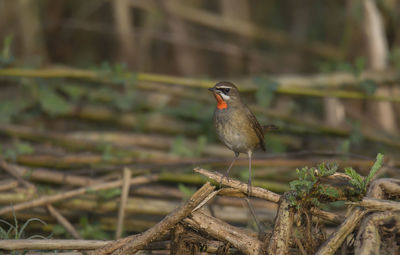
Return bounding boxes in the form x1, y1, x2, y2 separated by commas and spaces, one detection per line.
0, 0, 400, 241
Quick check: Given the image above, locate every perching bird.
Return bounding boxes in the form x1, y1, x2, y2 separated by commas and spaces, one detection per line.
208, 81, 277, 195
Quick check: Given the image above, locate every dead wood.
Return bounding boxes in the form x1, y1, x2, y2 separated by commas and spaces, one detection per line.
195, 167, 343, 224
170, 223, 203, 255
315, 207, 368, 255
0, 175, 158, 215
0, 179, 18, 191
26, 253, 83, 255
366, 178, 400, 199
93, 182, 215, 255
0, 193, 276, 225
0, 159, 36, 191
15, 152, 177, 169
183, 210, 265, 255
0, 160, 97, 186
0, 239, 237, 254
267, 192, 294, 255
356, 197, 400, 211
309, 208, 343, 224
354, 211, 400, 255
194, 167, 281, 202
46, 204, 82, 239
0, 239, 110, 250
315, 177, 400, 254
115, 168, 132, 239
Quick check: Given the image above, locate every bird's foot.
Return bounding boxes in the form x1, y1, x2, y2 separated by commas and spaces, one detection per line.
219, 172, 230, 188
247, 180, 252, 197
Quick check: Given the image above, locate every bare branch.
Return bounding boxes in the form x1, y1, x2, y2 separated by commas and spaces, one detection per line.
184, 210, 265, 255
0, 175, 158, 215
94, 182, 215, 255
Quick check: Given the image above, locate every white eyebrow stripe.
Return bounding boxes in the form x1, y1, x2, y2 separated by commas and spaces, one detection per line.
216, 86, 232, 89
220, 93, 230, 100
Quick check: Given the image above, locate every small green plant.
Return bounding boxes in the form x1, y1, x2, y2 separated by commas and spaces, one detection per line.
79, 216, 110, 240
288, 163, 339, 209
0, 211, 48, 254
36, 83, 72, 116
178, 183, 196, 200
0, 34, 14, 67
344, 153, 384, 197
253, 76, 279, 108
0, 141, 35, 161
171, 135, 207, 157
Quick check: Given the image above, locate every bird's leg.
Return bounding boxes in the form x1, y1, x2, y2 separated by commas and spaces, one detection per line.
219, 152, 239, 187
247, 150, 252, 197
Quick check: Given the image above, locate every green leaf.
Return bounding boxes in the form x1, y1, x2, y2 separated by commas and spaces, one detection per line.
0, 34, 14, 66
178, 183, 196, 200
389, 47, 400, 70
338, 140, 350, 153
18, 218, 46, 239
360, 79, 377, 95
318, 163, 337, 177
1, 34, 13, 59
52, 225, 67, 236
365, 153, 384, 187
101, 144, 114, 161
310, 197, 321, 207
0, 99, 31, 124
335, 62, 353, 73
38, 85, 72, 115
194, 135, 207, 157
98, 188, 121, 199
253, 77, 279, 107
114, 91, 135, 111
354, 57, 366, 77
344, 167, 363, 190
319, 186, 339, 198
264, 134, 286, 153
171, 136, 193, 157
15, 142, 34, 155
79, 216, 110, 240
60, 84, 87, 101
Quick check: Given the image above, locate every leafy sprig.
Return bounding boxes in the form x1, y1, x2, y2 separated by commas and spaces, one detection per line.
289, 163, 339, 209
344, 153, 384, 196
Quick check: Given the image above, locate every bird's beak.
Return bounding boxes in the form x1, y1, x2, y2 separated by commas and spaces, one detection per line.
208, 87, 215, 92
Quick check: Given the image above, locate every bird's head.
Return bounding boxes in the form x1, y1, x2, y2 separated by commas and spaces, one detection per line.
208, 81, 240, 109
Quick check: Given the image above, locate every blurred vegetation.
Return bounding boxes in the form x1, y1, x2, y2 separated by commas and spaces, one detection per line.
0, 0, 400, 242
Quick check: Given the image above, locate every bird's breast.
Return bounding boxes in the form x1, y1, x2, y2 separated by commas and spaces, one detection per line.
213, 108, 260, 153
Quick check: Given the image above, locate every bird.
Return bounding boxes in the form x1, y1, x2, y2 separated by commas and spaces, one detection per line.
208, 81, 277, 195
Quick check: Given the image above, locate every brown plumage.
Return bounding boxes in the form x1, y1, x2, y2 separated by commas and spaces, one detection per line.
208, 81, 278, 195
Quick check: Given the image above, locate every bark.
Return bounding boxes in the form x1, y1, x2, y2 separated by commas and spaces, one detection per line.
364, 0, 398, 134
315, 207, 367, 255
267, 192, 294, 255
184, 210, 265, 255
94, 182, 215, 255
112, 0, 136, 68
220, 0, 250, 75
18, 0, 48, 62
115, 168, 132, 239
355, 211, 400, 255
162, 0, 201, 76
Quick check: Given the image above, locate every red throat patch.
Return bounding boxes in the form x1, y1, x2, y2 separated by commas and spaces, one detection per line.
214, 93, 227, 110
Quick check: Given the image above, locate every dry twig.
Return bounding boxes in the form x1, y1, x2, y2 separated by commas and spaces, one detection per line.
93, 182, 215, 255
115, 168, 132, 239
46, 204, 82, 239
0, 175, 158, 215
267, 192, 294, 255
184, 210, 264, 255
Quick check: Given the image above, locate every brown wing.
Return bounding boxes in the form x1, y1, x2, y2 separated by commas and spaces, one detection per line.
244, 106, 266, 151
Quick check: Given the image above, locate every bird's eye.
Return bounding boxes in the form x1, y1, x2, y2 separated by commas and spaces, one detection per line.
223, 88, 230, 94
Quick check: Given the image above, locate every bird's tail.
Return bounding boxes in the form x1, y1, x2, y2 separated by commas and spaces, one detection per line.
262, 124, 279, 133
